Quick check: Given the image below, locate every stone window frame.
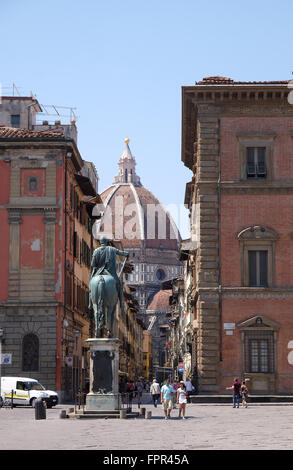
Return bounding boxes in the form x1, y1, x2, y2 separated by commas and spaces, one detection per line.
237, 225, 278, 287
238, 315, 280, 375
237, 134, 276, 181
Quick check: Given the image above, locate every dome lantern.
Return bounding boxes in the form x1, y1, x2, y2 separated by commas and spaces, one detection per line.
114, 137, 141, 186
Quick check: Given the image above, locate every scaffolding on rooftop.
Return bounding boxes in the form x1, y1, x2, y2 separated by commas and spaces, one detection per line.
1, 83, 78, 125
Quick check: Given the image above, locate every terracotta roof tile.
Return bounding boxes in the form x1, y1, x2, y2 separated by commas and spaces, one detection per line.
0, 126, 65, 139
147, 289, 172, 311
197, 76, 289, 85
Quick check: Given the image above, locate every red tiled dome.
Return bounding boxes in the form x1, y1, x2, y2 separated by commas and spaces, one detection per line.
99, 183, 180, 249
147, 289, 172, 311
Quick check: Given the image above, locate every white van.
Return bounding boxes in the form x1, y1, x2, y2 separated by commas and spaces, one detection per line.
0, 377, 58, 408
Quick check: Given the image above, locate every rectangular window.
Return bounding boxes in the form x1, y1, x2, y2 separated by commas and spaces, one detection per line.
246, 147, 267, 178
244, 331, 274, 373
28, 176, 39, 191
73, 232, 77, 259
249, 339, 269, 373
16, 381, 26, 390
248, 250, 268, 287
11, 114, 20, 127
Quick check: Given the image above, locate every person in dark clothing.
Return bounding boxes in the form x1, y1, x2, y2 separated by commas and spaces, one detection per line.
119, 378, 126, 405
126, 380, 135, 405
241, 381, 248, 408
226, 378, 241, 408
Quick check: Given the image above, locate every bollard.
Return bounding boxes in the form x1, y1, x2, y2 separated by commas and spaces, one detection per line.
59, 409, 67, 419
145, 410, 152, 419
35, 398, 46, 420
120, 409, 127, 419
139, 407, 146, 417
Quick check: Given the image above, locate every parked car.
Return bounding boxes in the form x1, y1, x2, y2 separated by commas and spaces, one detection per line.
0, 377, 58, 408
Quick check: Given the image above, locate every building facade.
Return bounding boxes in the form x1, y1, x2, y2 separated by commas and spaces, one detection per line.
181, 76, 293, 394
0, 95, 100, 402
142, 330, 153, 380
117, 279, 145, 380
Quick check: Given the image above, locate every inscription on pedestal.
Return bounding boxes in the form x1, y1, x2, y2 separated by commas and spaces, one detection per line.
92, 350, 114, 393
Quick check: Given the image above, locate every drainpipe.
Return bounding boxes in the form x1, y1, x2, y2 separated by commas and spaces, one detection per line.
217, 118, 223, 362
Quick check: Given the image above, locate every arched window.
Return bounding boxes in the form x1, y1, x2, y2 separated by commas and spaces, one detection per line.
22, 334, 39, 372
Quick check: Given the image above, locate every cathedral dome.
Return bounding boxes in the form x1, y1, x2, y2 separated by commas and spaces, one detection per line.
98, 139, 181, 250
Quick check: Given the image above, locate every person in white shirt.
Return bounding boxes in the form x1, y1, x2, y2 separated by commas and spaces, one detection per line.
177, 381, 187, 419
185, 377, 194, 403
150, 379, 161, 407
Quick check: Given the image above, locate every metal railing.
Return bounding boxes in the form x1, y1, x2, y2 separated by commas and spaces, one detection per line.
73, 391, 141, 413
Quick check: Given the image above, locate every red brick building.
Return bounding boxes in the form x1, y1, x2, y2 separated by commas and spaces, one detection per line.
0, 96, 100, 402
182, 77, 293, 394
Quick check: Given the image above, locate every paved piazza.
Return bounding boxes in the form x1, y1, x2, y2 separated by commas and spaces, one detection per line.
1, 398, 293, 451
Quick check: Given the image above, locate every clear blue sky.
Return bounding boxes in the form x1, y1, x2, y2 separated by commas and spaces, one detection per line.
1, 0, 292, 237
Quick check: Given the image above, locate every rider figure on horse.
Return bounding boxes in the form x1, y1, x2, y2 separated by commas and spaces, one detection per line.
89, 236, 129, 313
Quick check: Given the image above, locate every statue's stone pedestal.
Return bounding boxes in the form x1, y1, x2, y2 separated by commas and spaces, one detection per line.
85, 338, 121, 411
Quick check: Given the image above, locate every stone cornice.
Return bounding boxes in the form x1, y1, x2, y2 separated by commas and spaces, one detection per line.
222, 287, 293, 299
0, 300, 60, 307
221, 181, 293, 194
7, 204, 59, 211
185, 85, 290, 107
182, 85, 293, 170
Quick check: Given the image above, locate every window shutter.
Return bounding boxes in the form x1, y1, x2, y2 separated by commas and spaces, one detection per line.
73, 231, 77, 258
257, 147, 267, 177
246, 147, 256, 176
259, 250, 268, 287
248, 251, 257, 286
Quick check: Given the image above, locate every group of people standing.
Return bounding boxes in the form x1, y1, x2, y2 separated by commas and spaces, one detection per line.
150, 377, 195, 420
226, 378, 249, 408
120, 375, 249, 418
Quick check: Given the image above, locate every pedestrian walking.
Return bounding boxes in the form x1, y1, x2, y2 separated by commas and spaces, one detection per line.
241, 381, 248, 408
136, 378, 144, 408
177, 381, 187, 419
150, 379, 161, 408
160, 377, 175, 420
185, 377, 194, 403
119, 378, 126, 405
226, 378, 241, 408
126, 380, 135, 406
172, 380, 179, 408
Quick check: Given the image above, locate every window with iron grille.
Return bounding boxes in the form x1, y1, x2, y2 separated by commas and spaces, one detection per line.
244, 330, 274, 373
246, 147, 267, 178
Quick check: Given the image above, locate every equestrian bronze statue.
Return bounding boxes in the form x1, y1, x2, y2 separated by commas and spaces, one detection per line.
89, 236, 129, 338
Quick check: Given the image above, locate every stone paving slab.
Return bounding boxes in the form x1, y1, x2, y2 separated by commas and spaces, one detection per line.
1, 402, 293, 450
